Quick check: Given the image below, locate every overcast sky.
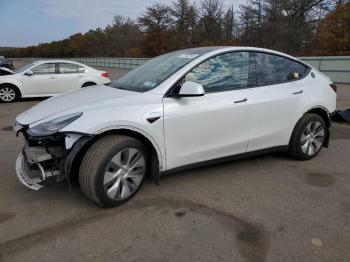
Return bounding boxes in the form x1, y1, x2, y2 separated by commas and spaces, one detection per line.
0, 0, 246, 47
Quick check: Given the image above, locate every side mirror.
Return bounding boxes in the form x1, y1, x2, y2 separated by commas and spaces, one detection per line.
289, 72, 299, 80
178, 81, 205, 97
25, 70, 34, 76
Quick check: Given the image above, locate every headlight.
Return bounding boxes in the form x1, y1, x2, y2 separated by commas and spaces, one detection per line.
14, 121, 23, 132
27, 113, 82, 136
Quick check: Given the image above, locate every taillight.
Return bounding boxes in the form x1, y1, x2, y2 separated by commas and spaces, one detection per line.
330, 83, 337, 93
101, 72, 109, 78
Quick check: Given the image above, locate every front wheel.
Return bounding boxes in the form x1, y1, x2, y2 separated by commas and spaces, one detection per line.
79, 135, 148, 207
0, 85, 19, 103
289, 113, 327, 160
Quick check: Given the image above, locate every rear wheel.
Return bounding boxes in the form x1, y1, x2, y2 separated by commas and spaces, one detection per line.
0, 85, 19, 103
79, 135, 148, 207
289, 113, 326, 160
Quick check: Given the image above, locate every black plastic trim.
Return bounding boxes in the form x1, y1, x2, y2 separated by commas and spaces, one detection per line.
147, 117, 161, 124
161, 145, 289, 176
64, 136, 94, 183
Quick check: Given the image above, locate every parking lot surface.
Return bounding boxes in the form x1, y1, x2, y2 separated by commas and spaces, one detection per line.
0, 63, 349, 261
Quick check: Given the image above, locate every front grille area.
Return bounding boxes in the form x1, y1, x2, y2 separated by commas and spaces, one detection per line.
18, 130, 67, 188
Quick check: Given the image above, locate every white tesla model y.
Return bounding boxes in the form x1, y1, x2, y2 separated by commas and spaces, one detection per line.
14, 47, 337, 207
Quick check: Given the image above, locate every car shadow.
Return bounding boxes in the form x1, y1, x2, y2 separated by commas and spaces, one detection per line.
20, 97, 48, 102
32, 151, 290, 209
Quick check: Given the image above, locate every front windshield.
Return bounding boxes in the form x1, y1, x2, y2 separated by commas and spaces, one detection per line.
15, 62, 36, 73
109, 48, 214, 92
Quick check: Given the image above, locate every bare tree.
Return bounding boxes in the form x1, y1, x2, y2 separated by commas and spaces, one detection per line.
198, 0, 224, 44
138, 4, 173, 33
171, 0, 198, 46
239, 1, 264, 47
104, 16, 144, 56
138, 3, 174, 56
238, 0, 334, 53
223, 6, 234, 40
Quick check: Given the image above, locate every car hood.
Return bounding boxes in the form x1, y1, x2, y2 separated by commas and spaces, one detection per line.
16, 85, 139, 125
0, 67, 15, 75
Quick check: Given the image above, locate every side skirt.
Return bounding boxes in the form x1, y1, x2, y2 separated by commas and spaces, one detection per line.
161, 146, 289, 176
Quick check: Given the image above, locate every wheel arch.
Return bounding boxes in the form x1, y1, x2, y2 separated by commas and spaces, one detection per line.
67, 127, 163, 184
289, 106, 331, 149
81, 81, 96, 88
306, 106, 331, 128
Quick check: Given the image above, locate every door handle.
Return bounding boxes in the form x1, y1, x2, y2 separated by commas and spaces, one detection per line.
292, 90, 303, 95
49, 76, 56, 79
234, 98, 247, 104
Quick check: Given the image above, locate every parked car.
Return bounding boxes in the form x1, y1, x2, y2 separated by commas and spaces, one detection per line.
14, 47, 337, 207
0, 58, 13, 69
0, 67, 15, 76
0, 60, 111, 102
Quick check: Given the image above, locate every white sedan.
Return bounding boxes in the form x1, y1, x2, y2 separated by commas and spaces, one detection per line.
0, 60, 111, 102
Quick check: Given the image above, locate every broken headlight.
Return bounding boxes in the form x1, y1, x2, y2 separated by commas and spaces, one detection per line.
14, 121, 23, 132
27, 112, 82, 137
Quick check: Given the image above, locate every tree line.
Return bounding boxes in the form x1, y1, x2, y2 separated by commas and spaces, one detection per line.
3, 0, 350, 58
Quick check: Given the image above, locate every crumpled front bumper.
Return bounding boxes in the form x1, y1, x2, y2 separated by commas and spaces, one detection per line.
14, 130, 69, 190
16, 152, 44, 190
16, 148, 66, 190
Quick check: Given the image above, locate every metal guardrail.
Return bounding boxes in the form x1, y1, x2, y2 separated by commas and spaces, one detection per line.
14, 57, 150, 70
14, 56, 350, 83
299, 56, 350, 84
69, 57, 150, 69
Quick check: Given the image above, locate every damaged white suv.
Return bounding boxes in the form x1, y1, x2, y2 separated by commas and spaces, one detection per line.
14, 47, 337, 207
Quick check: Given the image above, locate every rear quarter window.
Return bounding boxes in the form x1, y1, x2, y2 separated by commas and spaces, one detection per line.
59, 63, 85, 74
255, 52, 309, 86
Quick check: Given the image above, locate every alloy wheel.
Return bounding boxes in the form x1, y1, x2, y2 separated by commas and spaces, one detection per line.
300, 121, 325, 156
0, 87, 16, 102
103, 148, 146, 200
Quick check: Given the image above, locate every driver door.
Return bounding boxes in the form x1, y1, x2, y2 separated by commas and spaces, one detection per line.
163, 52, 255, 170
22, 63, 59, 96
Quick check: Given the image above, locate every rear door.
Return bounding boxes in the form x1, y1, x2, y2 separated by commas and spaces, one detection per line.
163, 52, 255, 170
247, 52, 310, 152
22, 63, 58, 95
57, 63, 86, 93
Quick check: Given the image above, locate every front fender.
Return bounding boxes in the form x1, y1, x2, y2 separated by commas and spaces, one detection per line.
59, 96, 165, 170
0, 78, 23, 94
95, 124, 165, 170
62, 117, 165, 171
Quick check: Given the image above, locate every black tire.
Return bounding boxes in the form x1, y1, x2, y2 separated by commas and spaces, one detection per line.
0, 85, 20, 103
82, 82, 96, 88
79, 135, 148, 207
289, 113, 327, 160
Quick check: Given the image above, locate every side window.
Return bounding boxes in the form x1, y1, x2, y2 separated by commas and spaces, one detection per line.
255, 53, 308, 86
58, 63, 85, 74
32, 63, 56, 75
184, 52, 250, 93
78, 66, 85, 73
